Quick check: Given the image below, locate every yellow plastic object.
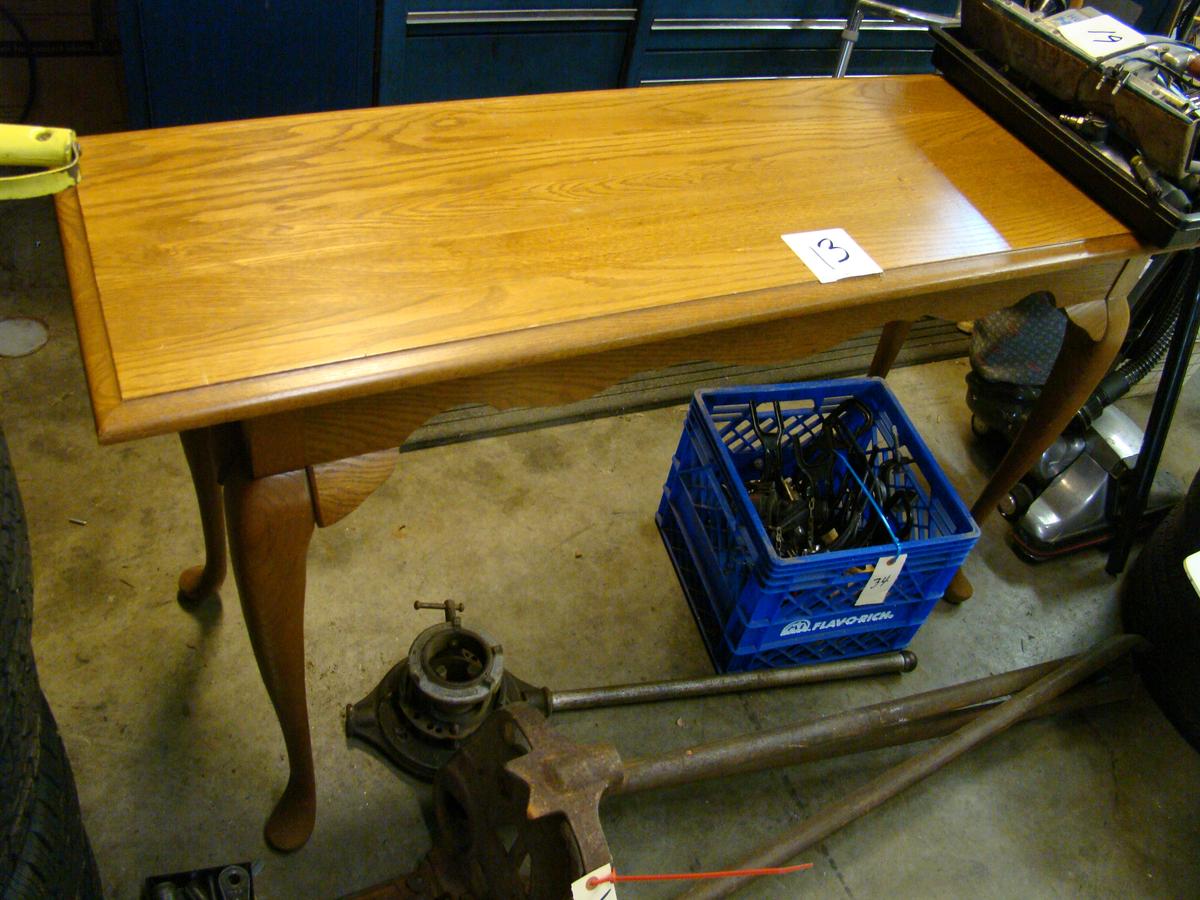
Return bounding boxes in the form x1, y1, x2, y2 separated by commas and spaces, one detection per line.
0, 124, 80, 200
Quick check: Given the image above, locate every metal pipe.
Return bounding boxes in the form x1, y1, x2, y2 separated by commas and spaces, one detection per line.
678, 634, 1142, 899
408, 9, 637, 26
852, 0, 958, 27
609, 675, 1133, 799
616, 655, 1070, 795
833, 0, 957, 78
814, 674, 1133, 757
652, 18, 930, 31
833, 4, 867, 78
549, 651, 917, 713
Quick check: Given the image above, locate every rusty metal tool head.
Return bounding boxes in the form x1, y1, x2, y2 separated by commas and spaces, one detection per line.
430, 704, 622, 899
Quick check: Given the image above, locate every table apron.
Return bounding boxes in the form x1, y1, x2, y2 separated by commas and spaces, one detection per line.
240, 259, 1129, 478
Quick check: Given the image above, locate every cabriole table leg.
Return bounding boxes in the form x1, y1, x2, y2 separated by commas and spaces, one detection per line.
178, 427, 227, 604
224, 466, 317, 851
213, 446, 396, 851
868, 319, 914, 378
944, 261, 1140, 603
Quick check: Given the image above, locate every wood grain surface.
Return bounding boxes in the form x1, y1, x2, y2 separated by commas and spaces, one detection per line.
240, 258, 1127, 476
61, 75, 1144, 442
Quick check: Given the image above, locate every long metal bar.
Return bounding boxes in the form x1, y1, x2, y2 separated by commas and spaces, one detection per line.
679, 634, 1142, 899
401, 11, 934, 29
850, 0, 958, 27
795, 675, 1133, 764
549, 651, 917, 713
610, 675, 1133, 798
653, 18, 929, 31
408, 9, 636, 25
616, 655, 1070, 794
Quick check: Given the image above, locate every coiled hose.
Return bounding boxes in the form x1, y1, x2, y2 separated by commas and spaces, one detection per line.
1074, 252, 1194, 429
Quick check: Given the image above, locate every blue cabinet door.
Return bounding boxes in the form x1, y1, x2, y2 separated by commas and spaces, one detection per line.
378, 1, 966, 106
120, 1, 1180, 126
636, 0, 960, 82
380, 1, 642, 104
119, 0, 377, 127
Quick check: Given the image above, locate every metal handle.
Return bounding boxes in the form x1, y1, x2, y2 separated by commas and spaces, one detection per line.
834, 0, 959, 78
408, 9, 636, 26
654, 17, 935, 31
548, 651, 916, 713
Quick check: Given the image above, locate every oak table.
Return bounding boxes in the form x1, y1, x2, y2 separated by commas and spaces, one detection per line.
56, 74, 1148, 851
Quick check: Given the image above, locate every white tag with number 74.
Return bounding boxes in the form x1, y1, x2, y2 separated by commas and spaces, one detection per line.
856, 553, 907, 606
782, 228, 883, 284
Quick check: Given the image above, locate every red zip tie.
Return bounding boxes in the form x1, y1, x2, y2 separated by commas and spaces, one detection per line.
587, 863, 812, 887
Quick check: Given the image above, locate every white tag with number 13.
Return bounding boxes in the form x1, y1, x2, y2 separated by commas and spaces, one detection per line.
782, 228, 883, 284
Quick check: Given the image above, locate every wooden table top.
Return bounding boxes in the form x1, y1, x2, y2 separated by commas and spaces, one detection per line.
59, 74, 1142, 443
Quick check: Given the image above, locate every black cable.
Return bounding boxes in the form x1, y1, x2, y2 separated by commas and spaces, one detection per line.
0, 3, 36, 123
1112, 253, 1192, 382
1075, 252, 1195, 428
748, 399, 914, 558
1122, 269, 1186, 365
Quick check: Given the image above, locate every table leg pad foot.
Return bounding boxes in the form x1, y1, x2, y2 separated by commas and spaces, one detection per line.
177, 564, 222, 606
943, 570, 973, 604
263, 777, 316, 852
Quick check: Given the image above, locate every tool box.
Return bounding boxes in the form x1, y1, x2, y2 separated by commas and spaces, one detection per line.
932, 17, 1200, 248
657, 378, 979, 672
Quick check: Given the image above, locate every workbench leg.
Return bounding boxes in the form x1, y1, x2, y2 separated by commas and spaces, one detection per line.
178, 428, 227, 604
944, 266, 1136, 603
868, 320, 913, 377
224, 467, 317, 852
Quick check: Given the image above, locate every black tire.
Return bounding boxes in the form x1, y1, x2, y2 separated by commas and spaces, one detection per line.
1, 426, 101, 898
1, 427, 40, 882
1122, 467, 1200, 752
2, 694, 101, 900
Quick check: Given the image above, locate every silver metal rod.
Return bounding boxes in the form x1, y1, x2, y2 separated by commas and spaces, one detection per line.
678, 635, 1143, 899
833, 6, 867, 78
408, 9, 636, 26
548, 651, 917, 714
652, 18, 928, 31
850, 0, 957, 27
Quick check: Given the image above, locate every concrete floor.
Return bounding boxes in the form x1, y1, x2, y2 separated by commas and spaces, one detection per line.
3, 194, 1200, 898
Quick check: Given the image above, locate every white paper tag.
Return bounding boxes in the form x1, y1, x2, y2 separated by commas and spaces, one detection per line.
1058, 15, 1144, 59
855, 553, 907, 606
572, 864, 618, 900
1185, 550, 1200, 600
781, 228, 883, 284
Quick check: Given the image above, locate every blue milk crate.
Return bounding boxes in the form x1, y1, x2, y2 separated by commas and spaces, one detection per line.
655, 378, 979, 672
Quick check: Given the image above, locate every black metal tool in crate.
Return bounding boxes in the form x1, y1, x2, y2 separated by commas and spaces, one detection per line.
744, 396, 918, 559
